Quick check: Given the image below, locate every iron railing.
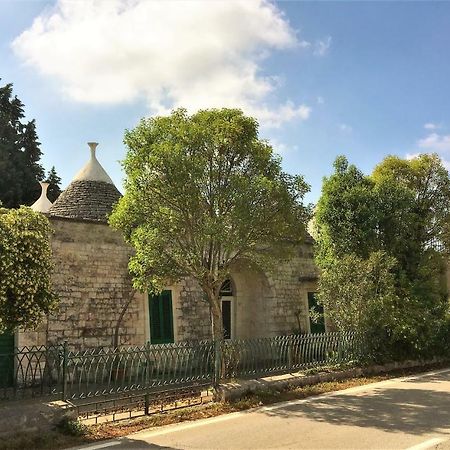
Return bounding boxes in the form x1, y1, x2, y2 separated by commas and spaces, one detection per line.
0, 344, 64, 400
65, 341, 215, 399
0, 332, 363, 401
223, 332, 363, 378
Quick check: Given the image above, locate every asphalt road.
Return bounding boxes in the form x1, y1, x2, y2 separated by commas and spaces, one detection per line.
76, 368, 450, 450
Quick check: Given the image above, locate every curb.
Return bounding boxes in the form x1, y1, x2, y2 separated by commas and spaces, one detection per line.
215, 358, 448, 402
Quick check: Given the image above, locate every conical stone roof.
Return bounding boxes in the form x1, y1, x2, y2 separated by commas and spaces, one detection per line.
48, 143, 121, 223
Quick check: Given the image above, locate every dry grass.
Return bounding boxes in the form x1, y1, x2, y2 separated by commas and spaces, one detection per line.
0, 362, 447, 450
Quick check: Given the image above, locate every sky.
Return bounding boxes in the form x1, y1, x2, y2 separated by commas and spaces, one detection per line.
1, 0, 450, 203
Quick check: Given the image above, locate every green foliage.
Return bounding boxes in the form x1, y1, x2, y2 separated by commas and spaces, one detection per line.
0, 206, 57, 332
315, 154, 450, 360
0, 81, 62, 207
110, 108, 310, 338
45, 166, 62, 202
56, 416, 88, 436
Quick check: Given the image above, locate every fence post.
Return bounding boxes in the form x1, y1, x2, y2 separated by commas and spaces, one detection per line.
145, 341, 150, 387
61, 341, 68, 401
287, 335, 293, 370
213, 338, 223, 388
144, 393, 150, 415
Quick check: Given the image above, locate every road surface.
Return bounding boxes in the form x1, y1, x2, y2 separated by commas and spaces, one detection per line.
75, 368, 450, 450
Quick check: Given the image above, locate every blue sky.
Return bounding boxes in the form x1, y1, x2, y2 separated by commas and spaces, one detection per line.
1, 0, 450, 203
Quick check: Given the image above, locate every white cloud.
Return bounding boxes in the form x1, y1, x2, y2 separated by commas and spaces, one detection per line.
339, 123, 352, 134
313, 36, 332, 57
13, 0, 312, 128
424, 123, 439, 130
267, 137, 298, 155
405, 152, 420, 160
317, 96, 324, 105
418, 133, 450, 152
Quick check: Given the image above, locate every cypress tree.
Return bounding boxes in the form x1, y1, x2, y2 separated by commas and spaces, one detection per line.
0, 81, 61, 207
45, 166, 62, 202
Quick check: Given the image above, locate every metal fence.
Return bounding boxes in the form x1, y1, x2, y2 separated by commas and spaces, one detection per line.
64, 341, 215, 399
0, 332, 363, 401
223, 332, 363, 378
0, 344, 64, 400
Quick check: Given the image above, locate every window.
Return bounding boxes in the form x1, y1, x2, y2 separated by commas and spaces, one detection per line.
308, 292, 325, 334
220, 279, 233, 296
220, 280, 234, 339
149, 291, 174, 344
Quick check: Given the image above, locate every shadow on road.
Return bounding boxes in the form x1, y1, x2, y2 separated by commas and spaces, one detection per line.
113, 437, 182, 449
261, 373, 450, 435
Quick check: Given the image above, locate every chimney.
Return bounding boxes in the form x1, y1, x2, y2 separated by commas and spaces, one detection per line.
31, 181, 53, 213
88, 142, 99, 159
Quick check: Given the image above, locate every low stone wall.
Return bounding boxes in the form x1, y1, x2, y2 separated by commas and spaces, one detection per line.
0, 398, 75, 438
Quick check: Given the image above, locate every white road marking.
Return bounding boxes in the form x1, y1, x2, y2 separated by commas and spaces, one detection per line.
71, 441, 121, 450
405, 437, 447, 450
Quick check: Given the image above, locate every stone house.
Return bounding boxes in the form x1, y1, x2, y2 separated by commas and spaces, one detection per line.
16, 143, 321, 350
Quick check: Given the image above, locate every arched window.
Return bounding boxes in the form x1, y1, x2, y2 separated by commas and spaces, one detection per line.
220, 279, 233, 296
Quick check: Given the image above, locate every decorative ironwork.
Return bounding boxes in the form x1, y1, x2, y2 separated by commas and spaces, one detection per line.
0, 344, 64, 400
65, 341, 215, 399
75, 384, 214, 424
223, 332, 363, 378
0, 332, 363, 402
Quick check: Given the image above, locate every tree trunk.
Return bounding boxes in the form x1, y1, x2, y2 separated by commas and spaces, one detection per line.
210, 297, 223, 341
207, 290, 224, 386
113, 292, 134, 349
113, 275, 134, 349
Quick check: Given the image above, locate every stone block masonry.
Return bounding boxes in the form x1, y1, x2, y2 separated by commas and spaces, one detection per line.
19, 217, 318, 347
20, 218, 147, 350
171, 241, 319, 341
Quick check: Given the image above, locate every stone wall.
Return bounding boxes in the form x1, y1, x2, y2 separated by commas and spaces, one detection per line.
170, 241, 319, 341
172, 279, 211, 342
19, 222, 319, 348
265, 242, 319, 336
19, 218, 147, 350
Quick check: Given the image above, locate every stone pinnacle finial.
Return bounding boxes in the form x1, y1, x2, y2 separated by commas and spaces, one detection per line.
72, 141, 114, 184
31, 181, 53, 213
88, 142, 99, 158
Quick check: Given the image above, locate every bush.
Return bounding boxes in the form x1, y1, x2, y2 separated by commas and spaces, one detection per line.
56, 416, 88, 437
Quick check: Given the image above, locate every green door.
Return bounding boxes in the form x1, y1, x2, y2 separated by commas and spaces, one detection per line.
0, 333, 14, 387
149, 291, 174, 344
308, 292, 325, 334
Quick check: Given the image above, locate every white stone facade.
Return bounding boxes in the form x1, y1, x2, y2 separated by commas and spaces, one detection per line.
20, 219, 319, 348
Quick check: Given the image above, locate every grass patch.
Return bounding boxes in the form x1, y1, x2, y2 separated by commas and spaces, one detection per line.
0, 361, 447, 450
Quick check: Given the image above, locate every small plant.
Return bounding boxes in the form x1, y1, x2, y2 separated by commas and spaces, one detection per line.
56, 416, 88, 436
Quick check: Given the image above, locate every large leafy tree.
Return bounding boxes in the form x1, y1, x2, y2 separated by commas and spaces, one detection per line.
315, 154, 449, 360
0, 81, 62, 207
0, 206, 57, 332
110, 108, 310, 340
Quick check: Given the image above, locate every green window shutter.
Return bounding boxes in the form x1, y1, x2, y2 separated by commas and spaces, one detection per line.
0, 333, 14, 387
149, 291, 174, 344
308, 292, 325, 334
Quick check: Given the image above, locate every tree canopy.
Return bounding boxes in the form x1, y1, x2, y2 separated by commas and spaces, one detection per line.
45, 166, 62, 203
0, 206, 57, 332
314, 154, 449, 360
0, 81, 61, 207
110, 108, 310, 339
